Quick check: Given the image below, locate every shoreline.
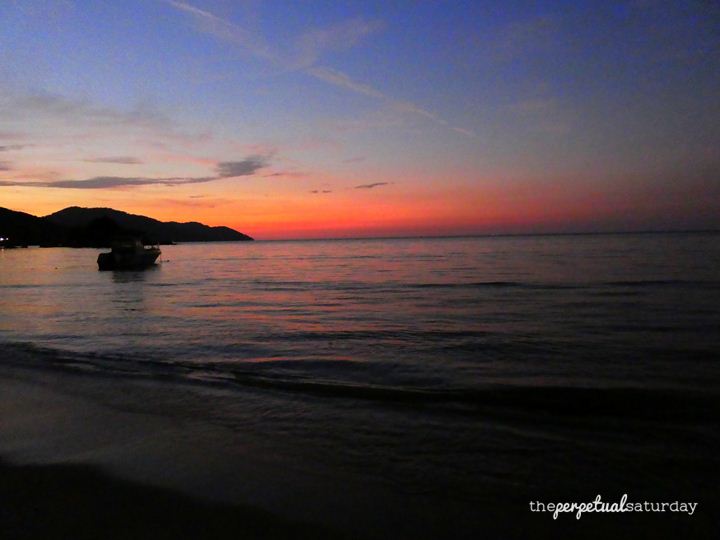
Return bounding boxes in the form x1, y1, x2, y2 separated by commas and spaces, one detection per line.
0, 365, 351, 536
2, 363, 718, 539
0, 363, 491, 539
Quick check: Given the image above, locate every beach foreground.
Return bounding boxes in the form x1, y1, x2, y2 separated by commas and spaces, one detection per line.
1, 237, 719, 538
0, 459, 337, 540
1, 364, 718, 539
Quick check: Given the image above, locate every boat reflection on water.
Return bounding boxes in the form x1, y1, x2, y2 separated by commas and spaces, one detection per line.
97, 238, 161, 271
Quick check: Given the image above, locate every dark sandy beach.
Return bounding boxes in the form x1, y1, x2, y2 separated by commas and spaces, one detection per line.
0, 459, 341, 540
0, 364, 362, 539
2, 363, 718, 539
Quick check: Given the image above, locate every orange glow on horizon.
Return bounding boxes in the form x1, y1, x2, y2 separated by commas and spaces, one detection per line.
3, 168, 714, 240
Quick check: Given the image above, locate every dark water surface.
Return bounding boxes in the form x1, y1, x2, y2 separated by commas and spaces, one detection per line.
1, 233, 719, 537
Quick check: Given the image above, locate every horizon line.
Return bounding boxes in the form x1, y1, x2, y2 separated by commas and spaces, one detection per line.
242, 228, 720, 242
2, 205, 718, 243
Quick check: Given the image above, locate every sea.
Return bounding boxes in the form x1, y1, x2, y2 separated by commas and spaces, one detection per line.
1, 233, 719, 537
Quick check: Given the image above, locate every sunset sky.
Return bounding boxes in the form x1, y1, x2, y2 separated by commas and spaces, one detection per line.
1, 0, 719, 239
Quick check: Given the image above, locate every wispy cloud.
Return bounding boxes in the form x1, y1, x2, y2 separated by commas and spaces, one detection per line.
0, 161, 13, 171
0, 144, 28, 152
344, 156, 366, 163
306, 66, 385, 99
0, 89, 172, 129
163, 0, 275, 61
308, 67, 471, 135
391, 100, 444, 123
83, 156, 144, 164
451, 127, 477, 137
310, 189, 333, 194
163, 1, 475, 137
0, 154, 268, 189
264, 171, 307, 178
355, 182, 389, 189
294, 18, 384, 69
309, 66, 477, 136
216, 156, 268, 177
0, 176, 213, 189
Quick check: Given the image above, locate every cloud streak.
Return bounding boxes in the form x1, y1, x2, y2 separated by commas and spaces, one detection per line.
163, 1, 475, 137
163, 0, 275, 61
0, 155, 268, 189
264, 171, 307, 178
307, 66, 385, 99
1, 89, 172, 129
451, 126, 477, 137
355, 182, 389, 189
294, 18, 383, 69
83, 156, 144, 164
0, 176, 214, 189
216, 156, 268, 177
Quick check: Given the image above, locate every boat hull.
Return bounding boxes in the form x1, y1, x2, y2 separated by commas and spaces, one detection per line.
97, 250, 160, 271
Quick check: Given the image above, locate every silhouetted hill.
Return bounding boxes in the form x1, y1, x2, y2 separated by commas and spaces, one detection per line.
65, 216, 145, 248
0, 207, 63, 247
0, 206, 253, 247
46, 207, 253, 243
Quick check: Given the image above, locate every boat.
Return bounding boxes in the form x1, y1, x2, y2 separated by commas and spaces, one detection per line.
97, 239, 161, 270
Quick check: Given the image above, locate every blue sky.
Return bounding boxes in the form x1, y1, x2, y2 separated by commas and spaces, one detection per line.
1, 0, 719, 238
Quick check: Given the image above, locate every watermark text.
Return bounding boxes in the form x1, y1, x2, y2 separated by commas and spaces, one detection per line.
529, 494, 697, 520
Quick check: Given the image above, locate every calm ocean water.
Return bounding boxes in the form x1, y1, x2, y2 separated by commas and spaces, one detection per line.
2, 233, 719, 535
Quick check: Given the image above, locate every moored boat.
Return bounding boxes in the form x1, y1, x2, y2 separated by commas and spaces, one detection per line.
97, 239, 161, 270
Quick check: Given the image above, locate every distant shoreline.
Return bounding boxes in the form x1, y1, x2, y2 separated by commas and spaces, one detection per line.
0, 205, 252, 248
251, 229, 720, 242
3, 229, 718, 247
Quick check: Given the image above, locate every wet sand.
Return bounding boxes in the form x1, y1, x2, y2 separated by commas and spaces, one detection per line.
0, 364, 449, 538
0, 365, 351, 539
0, 459, 340, 540
1, 364, 718, 539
